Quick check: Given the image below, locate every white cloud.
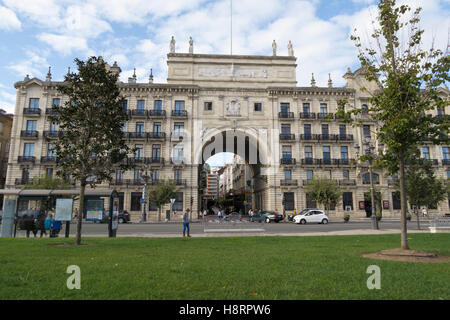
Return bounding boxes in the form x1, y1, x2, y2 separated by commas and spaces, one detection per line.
37, 33, 89, 55
0, 6, 21, 30
7, 50, 49, 78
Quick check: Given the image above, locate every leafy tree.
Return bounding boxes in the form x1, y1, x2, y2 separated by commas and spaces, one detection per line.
50, 56, 133, 245
303, 176, 342, 216
337, 0, 449, 249
395, 154, 447, 229
147, 180, 177, 221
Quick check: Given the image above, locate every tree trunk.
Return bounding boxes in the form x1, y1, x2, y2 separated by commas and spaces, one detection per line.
75, 183, 86, 245
398, 151, 409, 250
158, 207, 161, 222
416, 208, 421, 230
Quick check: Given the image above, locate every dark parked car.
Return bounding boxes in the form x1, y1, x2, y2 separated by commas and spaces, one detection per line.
99, 210, 130, 223
250, 211, 284, 223
118, 210, 130, 223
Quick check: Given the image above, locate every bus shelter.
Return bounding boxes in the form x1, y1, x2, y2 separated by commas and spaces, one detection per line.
0, 188, 120, 238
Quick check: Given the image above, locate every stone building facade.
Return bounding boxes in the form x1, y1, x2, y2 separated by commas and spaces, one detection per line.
5, 49, 450, 221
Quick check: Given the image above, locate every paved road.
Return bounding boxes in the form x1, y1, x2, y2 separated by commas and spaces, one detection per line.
11, 218, 434, 238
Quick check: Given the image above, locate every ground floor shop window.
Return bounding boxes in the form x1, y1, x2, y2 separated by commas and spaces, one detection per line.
392, 192, 401, 210
131, 192, 142, 211
173, 192, 183, 211
343, 192, 353, 210
283, 192, 294, 211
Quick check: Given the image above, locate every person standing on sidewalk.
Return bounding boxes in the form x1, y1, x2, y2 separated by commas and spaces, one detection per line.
182, 208, 191, 237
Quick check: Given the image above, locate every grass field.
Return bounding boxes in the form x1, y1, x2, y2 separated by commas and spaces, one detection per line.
0, 234, 449, 300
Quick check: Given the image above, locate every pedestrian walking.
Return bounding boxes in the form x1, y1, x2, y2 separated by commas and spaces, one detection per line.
422, 208, 428, 217
23, 213, 37, 238
182, 208, 191, 237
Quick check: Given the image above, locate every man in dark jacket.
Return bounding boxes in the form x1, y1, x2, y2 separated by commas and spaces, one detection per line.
23, 214, 37, 238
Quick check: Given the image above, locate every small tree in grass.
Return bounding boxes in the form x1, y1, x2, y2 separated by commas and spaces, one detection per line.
336, 0, 449, 249
147, 180, 177, 221
395, 153, 447, 229
303, 176, 342, 216
50, 56, 134, 245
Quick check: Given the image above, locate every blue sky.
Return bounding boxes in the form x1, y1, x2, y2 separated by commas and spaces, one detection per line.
0, 0, 449, 115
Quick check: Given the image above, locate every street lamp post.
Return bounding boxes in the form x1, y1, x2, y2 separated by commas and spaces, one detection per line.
141, 168, 150, 223
355, 136, 383, 230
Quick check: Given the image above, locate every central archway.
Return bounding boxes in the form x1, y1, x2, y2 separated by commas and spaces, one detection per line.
196, 128, 271, 213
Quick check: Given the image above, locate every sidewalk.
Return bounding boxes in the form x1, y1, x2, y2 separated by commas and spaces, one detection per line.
15, 228, 432, 238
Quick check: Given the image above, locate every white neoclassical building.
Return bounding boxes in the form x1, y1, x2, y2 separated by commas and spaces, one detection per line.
4, 43, 450, 221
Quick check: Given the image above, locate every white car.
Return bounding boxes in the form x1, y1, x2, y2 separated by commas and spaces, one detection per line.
293, 209, 329, 224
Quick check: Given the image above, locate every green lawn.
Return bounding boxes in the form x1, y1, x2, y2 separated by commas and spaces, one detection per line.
0, 234, 449, 300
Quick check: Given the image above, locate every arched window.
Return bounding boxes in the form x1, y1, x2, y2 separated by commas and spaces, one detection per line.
362, 172, 379, 184
361, 104, 368, 114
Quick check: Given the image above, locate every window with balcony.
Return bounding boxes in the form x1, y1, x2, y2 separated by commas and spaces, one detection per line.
321, 124, 329, 137
282, 145, 292, 159
151, 169, 159, 182
136, 122, 144, 136
52, 98, 60, 107
135, 144, 143, 160
26, 120, 37, 132
339, 124, 346, 136
443, 147, 449, 160
281, 124, 291, 134
284, 169, 292, 180
23, 143, 34, 157
305, 146, 313, 160
153, 122, 161, 133
363, 125, 371, 137
137, 100, 145, 111
22, 167, 30, 182
152, 144, 161, 159
174, 122, 184, 138
303, 103, 310, 114
323, 146, 331, 163
320, 103, 327, 115
154, 100, 162, 111
173, 145, 184, 163
115, 169, 123, 182
174, 168, 182, 182
49, 121, 58, 133
422, 146, 430, 160
303, 124, 311, 139
121, 100, 127, 112
280, 103, 290, 113
29, 98, 39, 110
134, 168, 142, 181
340, 146, 348, 160
48, 143, 56, 158
175, 101, 185, 111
